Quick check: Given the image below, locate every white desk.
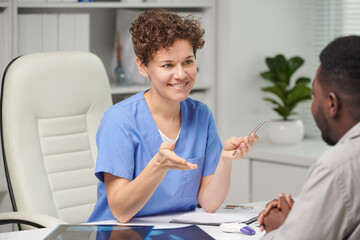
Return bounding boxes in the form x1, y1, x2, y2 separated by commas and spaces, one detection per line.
0, 202, 266, 240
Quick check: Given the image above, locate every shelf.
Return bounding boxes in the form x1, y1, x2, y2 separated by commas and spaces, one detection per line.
110, 84, 149, 95
0, 2, 8, 8
16, 2, 212, 9
110, 82, 211, 95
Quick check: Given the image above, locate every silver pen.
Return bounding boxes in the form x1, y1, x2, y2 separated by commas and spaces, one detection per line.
232, 120, 266, 156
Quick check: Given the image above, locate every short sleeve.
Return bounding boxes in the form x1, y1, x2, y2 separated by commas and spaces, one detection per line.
94, 108, 135, 182
202, 110, 222, 176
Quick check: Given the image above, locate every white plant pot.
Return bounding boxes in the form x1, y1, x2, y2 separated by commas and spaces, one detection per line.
267, 119, 305, 145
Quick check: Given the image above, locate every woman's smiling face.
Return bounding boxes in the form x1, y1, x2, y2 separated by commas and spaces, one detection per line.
140, 39, 197, 103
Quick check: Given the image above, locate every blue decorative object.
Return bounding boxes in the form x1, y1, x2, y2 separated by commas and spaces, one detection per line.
115, 61, 130, 85
115, 31, 131, 85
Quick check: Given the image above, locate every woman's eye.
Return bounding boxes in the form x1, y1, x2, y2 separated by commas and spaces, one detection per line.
184, 60, 194, 65
162, 64, 172, 68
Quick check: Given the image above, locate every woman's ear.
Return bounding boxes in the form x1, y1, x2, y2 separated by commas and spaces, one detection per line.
136, 57, 149, 78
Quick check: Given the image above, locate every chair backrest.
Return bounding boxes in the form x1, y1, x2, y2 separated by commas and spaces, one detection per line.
1, 51, 112, 224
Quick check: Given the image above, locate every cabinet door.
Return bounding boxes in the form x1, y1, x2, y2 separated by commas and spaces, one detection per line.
251, 160, 309, 202
225, 158, 250, 204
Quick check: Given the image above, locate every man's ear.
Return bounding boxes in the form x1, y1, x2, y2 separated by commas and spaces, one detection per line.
328, 92, 340, 118
136, 57, 149, 78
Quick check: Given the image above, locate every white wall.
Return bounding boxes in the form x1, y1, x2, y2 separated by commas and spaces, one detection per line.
217, 0, 308, 204
217, 0, 307, 140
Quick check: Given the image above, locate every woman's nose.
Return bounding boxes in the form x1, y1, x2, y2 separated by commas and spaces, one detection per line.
174, 65, 186, 79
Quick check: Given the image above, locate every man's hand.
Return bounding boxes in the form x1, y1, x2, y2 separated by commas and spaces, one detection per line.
263, 194, 293, 233
258, 193, 294, 232
258, 199, 278, 231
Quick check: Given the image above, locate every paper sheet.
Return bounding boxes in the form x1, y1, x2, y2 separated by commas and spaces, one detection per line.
170, 208, 261, 226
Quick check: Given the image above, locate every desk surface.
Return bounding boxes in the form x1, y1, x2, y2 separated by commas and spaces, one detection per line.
0, 203, 266, 240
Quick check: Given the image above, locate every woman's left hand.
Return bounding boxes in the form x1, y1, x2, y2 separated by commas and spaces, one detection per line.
198, 135, 258, 212
221, 133, 258, 161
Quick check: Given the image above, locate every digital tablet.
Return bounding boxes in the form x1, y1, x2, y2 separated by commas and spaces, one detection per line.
44, 224, 154, 240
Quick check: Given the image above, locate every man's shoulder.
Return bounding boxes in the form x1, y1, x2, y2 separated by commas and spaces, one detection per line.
317, 136, 360, 171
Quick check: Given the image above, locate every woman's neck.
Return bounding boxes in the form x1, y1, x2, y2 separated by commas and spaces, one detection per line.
145, 89, 181, 140
144, 89, 180, 120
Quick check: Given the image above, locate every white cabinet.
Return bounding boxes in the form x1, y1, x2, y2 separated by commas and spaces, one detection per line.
0, 0, 217, 112
225, 139, 330, 205
251, 160, 309, 202
248, 139, 329, 202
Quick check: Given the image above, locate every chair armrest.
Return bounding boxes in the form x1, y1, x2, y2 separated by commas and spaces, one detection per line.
0, 212, 67, 228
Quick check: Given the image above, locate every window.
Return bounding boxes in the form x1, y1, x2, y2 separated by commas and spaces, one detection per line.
301, 0, 360, 138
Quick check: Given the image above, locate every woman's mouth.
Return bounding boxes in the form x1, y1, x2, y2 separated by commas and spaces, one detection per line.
168, 82, 188, 89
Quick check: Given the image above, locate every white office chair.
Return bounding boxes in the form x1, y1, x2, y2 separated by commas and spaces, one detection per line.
0, 51, 112, 229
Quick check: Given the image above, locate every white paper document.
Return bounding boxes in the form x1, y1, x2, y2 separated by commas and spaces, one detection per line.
170, 207, 261, 226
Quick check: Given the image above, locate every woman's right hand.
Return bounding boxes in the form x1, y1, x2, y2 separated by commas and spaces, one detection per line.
105, 143, 196, 223
154, 142, 198, 170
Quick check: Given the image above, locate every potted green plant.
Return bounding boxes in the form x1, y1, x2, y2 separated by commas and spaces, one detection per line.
260, 54, 312, 144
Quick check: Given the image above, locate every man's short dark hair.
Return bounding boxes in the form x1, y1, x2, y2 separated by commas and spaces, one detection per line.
319, 35, 360, 121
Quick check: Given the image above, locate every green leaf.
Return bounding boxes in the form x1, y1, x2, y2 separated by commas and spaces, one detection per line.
295, 77, 311, 85
260, 71, 275, 82
266, 55, 286, 71
287, 85, 312, 108
288, 56, 304, 77
275, 82, 288, 92
265, 55, 288, 83
263, 97, 281, 107
274, 106, 291, 120
261, 85, 286, 104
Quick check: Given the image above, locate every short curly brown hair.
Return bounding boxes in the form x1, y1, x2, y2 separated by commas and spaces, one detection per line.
129, 8, 205, 66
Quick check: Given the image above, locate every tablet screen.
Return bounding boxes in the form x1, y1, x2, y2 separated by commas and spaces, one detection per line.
44, 224, 154, 240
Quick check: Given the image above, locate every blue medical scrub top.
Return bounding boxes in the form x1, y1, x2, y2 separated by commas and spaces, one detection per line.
88, 91, 222, 222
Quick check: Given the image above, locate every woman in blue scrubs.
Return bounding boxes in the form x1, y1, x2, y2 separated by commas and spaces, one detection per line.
88, 9, 258, 223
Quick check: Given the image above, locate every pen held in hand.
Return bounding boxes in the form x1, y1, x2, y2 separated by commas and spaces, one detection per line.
232, 120, 266, 156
